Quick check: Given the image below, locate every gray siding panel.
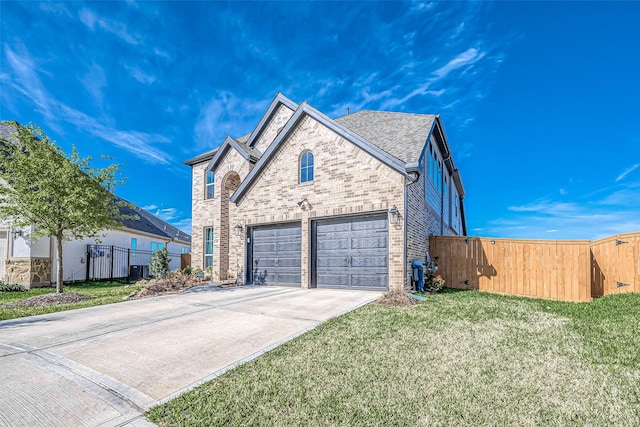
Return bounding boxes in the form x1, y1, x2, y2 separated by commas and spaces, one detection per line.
314, 215, 388, 290
251, 223, 301, 286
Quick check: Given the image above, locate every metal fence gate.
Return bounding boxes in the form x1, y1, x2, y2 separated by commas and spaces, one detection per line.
86, 244, 182, 282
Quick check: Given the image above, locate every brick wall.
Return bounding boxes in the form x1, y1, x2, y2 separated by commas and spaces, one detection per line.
253, 104, 295, 153
233, 114, 406, 290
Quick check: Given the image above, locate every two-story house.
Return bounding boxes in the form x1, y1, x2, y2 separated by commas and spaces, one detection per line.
185, 93, 466, 291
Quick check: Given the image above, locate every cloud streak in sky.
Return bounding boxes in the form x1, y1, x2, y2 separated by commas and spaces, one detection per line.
3, 43, 172, 165
615, 164, 639, 182
79, 8, 141, 46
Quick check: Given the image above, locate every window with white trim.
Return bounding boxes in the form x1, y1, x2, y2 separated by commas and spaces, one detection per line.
206, 170, 215, 199
300, 151, 314, 183
204, 227, 214, 268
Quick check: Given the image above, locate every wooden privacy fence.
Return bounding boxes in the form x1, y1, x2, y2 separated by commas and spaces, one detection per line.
429, 233, 640, 302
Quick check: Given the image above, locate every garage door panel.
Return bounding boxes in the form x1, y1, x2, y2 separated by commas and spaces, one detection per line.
253, 228, 277, 238
277, 257, 300, 268
314, 215, 388, 291
352, 274, 388, 288
351, 237, 387, 249
251, 223, 301, 286
277, 242, 301, 253
351, 255, 387, 268
253, 243, 277, 253
351, 217, 387, 231
317, 274, 349, 287
317, 256, 349, 268
317, 238, 349, 251
254, 258, 277, 268
317, 221, 351, 233
278, 226, 302, 236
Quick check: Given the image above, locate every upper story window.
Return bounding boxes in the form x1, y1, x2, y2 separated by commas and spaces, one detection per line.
206, 170, 215, 199
131, 238, 137, 252
300, 151, 314, 183
428, 143, 442, 193
151, 242, 164, 252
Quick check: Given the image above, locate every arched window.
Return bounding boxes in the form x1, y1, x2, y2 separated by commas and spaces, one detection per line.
300, 151, 314, 183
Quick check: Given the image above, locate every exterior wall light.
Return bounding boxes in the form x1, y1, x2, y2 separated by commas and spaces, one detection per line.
388, 205, 399, 225
297, 198, 311, 211
233, 224, 243, 237
12, 229, 23, 239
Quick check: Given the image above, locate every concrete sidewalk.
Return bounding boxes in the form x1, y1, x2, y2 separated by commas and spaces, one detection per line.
0, 286, 380, 427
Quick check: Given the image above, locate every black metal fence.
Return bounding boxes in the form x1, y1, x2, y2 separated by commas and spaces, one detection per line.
86, 244, 183, 282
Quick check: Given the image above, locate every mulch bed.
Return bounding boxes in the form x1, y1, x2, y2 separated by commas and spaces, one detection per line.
127, 278, 207, 299
2, 293, 93, 308
376, 289, 419, 306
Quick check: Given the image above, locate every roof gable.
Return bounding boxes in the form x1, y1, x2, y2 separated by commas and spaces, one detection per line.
230, 102, 407, 204
206, 136, 261, 171
246, 93, 298, 148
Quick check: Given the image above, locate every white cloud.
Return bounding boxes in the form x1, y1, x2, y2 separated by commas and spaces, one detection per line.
4, 44, 173, 165
615, 164, 639, 182
124, 65, 156, 85
82, 62, 107, 105
194, 92, 269, 150
433, 48, 486, 80
79, 8, 141, 46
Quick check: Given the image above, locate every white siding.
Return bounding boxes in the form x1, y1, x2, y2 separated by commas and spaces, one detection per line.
50, 229, 191, 282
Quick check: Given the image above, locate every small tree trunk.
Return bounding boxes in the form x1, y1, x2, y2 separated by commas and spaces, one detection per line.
56, 234, 64, 293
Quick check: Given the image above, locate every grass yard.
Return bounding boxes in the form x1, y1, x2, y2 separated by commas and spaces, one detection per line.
148, 289, 640, 426
0, 281, 143, 321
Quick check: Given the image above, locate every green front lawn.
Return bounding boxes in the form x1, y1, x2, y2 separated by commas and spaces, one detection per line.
0, 281, 143, 321
148, 290, 640, 426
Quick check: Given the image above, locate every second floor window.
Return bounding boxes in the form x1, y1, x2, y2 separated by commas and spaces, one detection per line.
206, 170, 215, 199
300, 151, 314, 183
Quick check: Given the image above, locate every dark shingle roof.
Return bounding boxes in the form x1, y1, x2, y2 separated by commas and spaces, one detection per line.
184, 148, 219, 166
118, 199, 191, 244
335, 110, 436, 164
1, 122, 191, 244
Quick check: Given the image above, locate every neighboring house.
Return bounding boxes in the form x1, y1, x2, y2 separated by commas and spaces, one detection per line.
185, 93, 466, 291
0, 202, 191, 288
0, 123, 191, 288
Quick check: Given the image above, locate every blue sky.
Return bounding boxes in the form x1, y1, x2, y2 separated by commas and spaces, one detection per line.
1, 1, 639, 240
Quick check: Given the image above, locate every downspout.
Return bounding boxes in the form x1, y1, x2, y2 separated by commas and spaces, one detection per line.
404, 168, 420, 290
440, 157, 449, 235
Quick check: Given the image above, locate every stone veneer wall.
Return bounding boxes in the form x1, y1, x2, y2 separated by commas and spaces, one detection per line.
5, 257, 52, 289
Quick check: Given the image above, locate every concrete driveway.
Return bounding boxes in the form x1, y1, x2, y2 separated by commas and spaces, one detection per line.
0, 286, 380, 427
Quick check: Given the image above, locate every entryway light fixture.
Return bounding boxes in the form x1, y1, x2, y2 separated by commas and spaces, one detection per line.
12, 229, 23, 239
233, 224, 243, 237
388, 206, 399, 225
297, 198, 311, 211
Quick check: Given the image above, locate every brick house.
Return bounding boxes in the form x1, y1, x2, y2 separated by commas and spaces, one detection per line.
185, 93, 466, 291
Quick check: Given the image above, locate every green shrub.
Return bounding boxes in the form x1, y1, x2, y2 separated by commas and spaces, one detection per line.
0, 282, 27, 292
149, 247, 171, 279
